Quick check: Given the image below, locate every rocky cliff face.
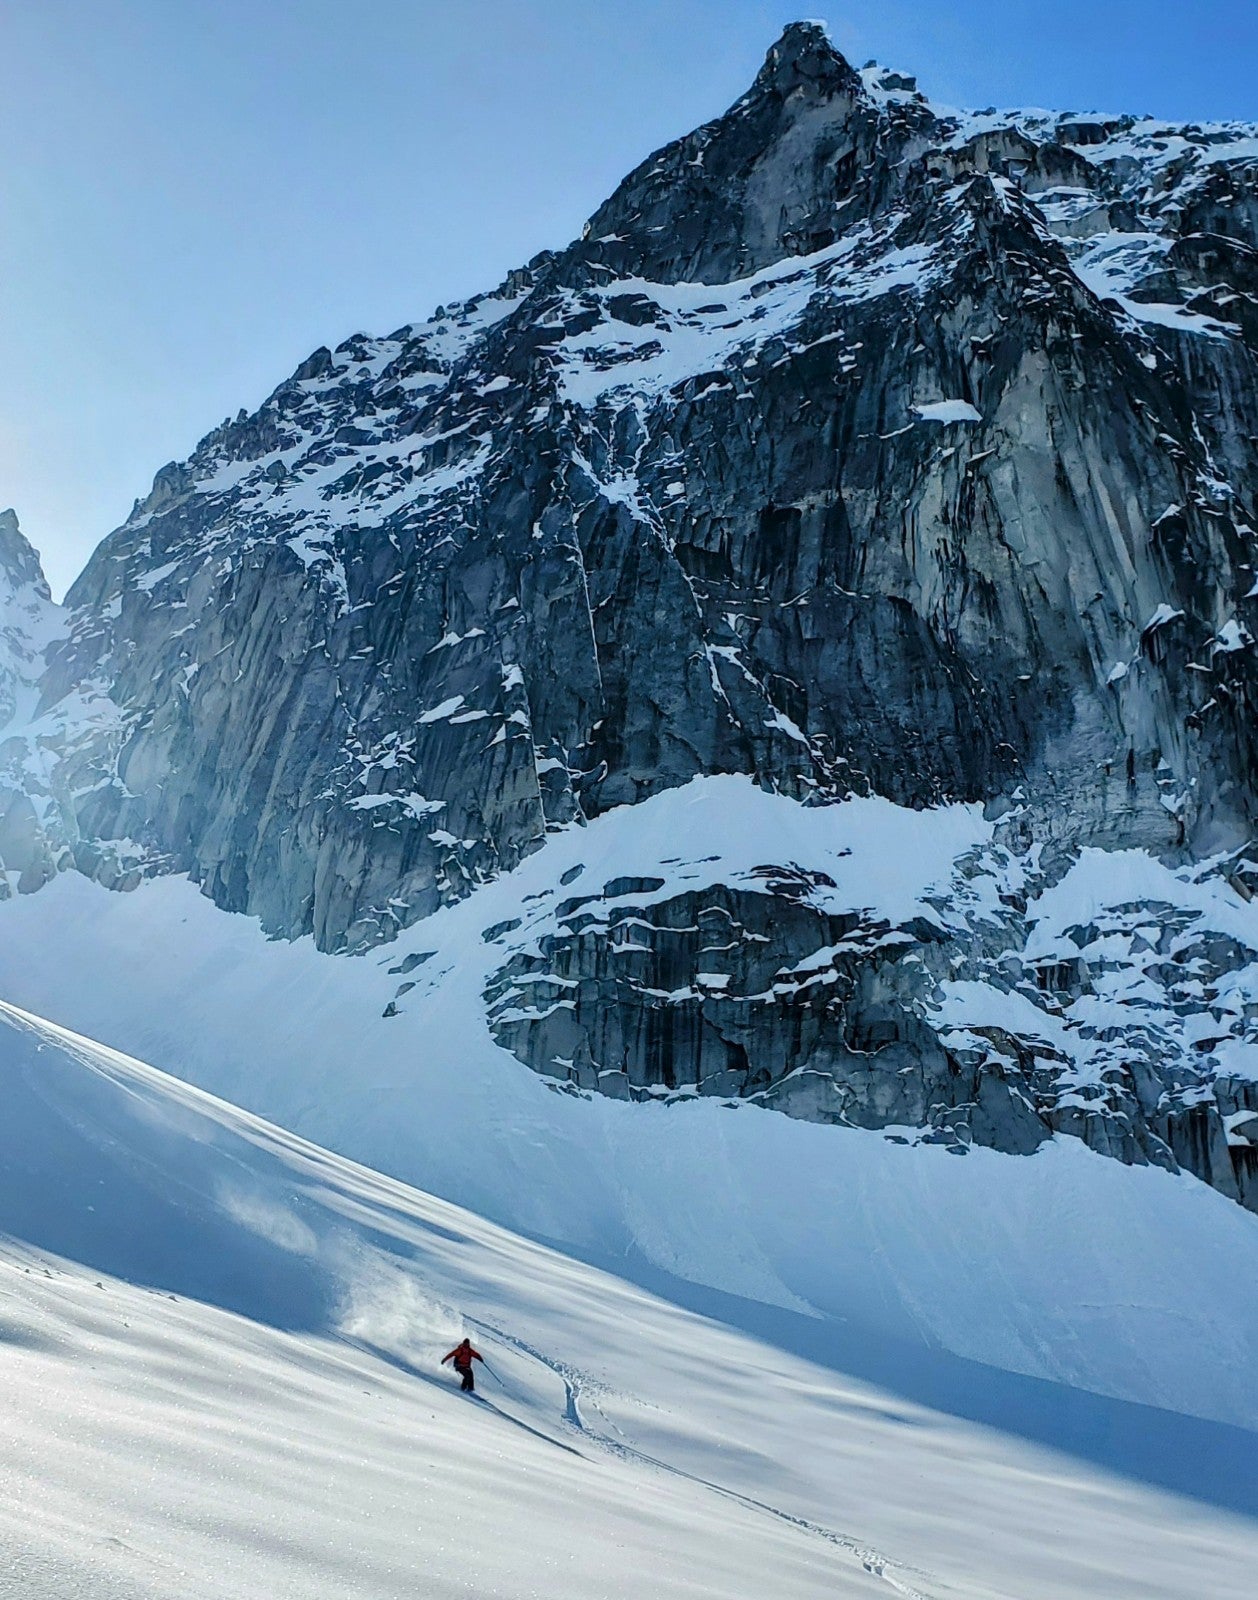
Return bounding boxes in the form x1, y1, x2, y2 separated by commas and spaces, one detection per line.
0, 511, 68, 896
0, 510, 53, 728
476, 796, 1258, 1211
4, 23, 1258, 1207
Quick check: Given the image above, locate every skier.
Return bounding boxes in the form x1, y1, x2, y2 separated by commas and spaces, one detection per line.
441, 1337, 484, 1393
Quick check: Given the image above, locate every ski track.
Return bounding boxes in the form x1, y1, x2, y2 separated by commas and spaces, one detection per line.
470, 1317, 939, 1600
466, 1394, 587, 1458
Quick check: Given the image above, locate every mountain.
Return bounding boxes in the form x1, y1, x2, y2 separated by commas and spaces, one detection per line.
0, 510, 65, 896
2, 999, 1255, 1598
3, 19, 1258, 1213
0, 509, 54, 724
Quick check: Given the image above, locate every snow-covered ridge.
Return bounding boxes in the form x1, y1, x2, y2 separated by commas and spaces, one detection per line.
868, 39, 1258, 346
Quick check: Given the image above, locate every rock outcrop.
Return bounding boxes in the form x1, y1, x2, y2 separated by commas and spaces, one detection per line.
470, 786, 1258, 1210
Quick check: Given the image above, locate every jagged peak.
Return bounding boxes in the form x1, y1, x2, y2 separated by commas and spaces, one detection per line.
750, 20, 862, 100
0, 507, 51, 600
574, 21, 898, 284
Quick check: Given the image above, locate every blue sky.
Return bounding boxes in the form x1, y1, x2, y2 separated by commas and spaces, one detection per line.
4, 0, 1256, 594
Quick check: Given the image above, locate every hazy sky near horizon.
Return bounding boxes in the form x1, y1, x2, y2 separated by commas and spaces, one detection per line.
4, 0, 1256, 595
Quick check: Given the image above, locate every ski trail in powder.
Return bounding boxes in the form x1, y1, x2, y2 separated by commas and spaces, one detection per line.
466, 1393, 586, 1458
470, 1318, 940, 1600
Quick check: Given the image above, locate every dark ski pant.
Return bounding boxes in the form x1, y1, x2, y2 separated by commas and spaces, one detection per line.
456, 1366, 475, 1392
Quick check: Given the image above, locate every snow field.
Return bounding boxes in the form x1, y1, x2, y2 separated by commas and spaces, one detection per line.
0, 779, 1256, 1431
2, 1000, 1256, 1599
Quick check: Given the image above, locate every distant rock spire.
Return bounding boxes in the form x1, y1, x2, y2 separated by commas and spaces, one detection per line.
0, 508, 51, 600
751, 19, 862, 98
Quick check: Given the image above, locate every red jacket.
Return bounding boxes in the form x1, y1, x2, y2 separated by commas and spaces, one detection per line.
443, 1341, 482, 1372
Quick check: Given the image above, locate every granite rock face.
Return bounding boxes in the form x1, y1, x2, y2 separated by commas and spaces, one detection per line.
4, 24, 1258, 1204
486, 876, 1047, 1155
469, 795, 1258, 1210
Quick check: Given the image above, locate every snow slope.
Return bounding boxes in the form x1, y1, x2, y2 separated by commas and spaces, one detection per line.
1, 781, 1257, 1439
1, 999, 1255, 1600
